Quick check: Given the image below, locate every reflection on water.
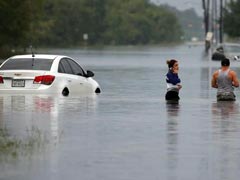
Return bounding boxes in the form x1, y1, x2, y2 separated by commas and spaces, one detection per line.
212, 101, 239, 120
166, 101, 180, 117
166, 102, 180, 180
0, 94, 98, 159
211, 101, 240, 180
200, 67, 211, 98
211, 101, 240, 140
2, 45, 240, 180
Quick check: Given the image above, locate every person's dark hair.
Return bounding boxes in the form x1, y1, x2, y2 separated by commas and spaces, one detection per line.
221, 58, 230, 66
166, 59, 177, 69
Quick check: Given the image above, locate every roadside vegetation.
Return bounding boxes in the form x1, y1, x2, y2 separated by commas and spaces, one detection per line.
0, 127, 48, 161
5, 0, 239, 58
224, 0, 240, 41
0, 0, 183, 57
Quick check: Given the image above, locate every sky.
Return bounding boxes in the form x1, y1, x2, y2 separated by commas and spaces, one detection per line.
150, 0, 203, 16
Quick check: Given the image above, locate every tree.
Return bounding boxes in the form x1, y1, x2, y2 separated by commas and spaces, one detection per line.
103, 0, 182, 45
0, 0, 184, 54
0, 0, 46, 55
38, 0, 107, 46
0, 0, 31, 49
146, 4, 183, 43
224, 0, 240, 38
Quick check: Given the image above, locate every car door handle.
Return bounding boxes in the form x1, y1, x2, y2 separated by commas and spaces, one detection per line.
68, 80, 72, 83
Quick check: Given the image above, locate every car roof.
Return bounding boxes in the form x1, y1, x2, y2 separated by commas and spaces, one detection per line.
9, 54, 66, 60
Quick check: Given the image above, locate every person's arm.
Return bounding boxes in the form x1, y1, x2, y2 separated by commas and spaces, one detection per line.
211, 71, 218, 88
166, 72, 182, 90
177, 84, 182, 90
230, 70, 239, 87
166, 72, 181, 85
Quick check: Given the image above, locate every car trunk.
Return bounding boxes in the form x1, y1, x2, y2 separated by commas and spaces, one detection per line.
0, 70, 50, 89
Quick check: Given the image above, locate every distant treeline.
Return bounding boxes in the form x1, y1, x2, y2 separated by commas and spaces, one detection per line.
0, 0, 183, 55
224, 0, 240, 40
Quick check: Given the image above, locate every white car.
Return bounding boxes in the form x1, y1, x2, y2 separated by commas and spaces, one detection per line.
0, 54, 101, 96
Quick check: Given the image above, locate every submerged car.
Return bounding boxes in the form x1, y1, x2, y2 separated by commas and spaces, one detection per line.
212, 43, 240, 61
0, 54, 101, 96
222, 43, 240, 61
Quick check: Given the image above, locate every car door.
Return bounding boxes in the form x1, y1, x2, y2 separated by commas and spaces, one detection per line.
58, 58, 90, 94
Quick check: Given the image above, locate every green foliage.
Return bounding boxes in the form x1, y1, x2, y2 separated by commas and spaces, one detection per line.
37, 0, 106, 46
102, 0, 182, 45
0, 0, 31, 48
0, 0, 46, 56
175, 8, 204, 41
162, 5, 204, 41
0, 0, 184, 52
224, 0, 240, 38
103, 0, 150, 44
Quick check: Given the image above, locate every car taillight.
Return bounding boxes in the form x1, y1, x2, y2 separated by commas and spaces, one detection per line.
0, 76, 4, 84
33, 75, 55, 85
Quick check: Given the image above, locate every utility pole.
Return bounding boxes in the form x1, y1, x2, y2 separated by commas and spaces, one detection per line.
202, 0, 209, 36
219, 0, 223, 44
202, 0, 211, 52
214, 0, 218, 44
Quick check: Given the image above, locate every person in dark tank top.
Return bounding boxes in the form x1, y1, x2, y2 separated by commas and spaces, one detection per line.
211, 58, 239, 101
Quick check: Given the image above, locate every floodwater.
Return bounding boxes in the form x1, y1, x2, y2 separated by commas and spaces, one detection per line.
1, 44, 240, 180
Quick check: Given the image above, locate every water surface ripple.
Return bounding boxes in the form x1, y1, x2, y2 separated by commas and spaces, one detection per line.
1, 45, 240, 180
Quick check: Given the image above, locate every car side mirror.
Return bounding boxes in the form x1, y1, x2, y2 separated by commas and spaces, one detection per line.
86, 70, 94, 77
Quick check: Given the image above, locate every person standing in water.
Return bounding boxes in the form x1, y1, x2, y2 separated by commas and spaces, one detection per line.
165, 59, 182, 101
211, 58, 239, 101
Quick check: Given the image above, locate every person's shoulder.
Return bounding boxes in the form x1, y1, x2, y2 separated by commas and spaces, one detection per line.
213, 69, 219, 76
229, 69, 237, 76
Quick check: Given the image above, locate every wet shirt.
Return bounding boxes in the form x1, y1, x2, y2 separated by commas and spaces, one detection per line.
217, 69, 234, 94
166, 71, 181, 92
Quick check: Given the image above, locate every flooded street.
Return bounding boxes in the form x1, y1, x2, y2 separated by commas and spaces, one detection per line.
1, 44, 240, 180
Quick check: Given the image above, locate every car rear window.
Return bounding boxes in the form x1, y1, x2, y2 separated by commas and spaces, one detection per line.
0, 58, 54, 70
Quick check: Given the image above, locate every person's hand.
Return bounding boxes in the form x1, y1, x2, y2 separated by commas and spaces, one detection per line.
177, 84, 182, 89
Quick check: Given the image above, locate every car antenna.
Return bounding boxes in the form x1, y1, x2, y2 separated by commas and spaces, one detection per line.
30, 45, 35, 67
30, 45, 35, 58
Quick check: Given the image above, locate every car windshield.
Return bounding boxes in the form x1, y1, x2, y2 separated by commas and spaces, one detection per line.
0, 58, 54, 70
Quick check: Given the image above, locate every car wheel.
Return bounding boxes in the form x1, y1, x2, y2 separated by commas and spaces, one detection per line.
95, 87, 101, 94
62, 88, 69, 96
